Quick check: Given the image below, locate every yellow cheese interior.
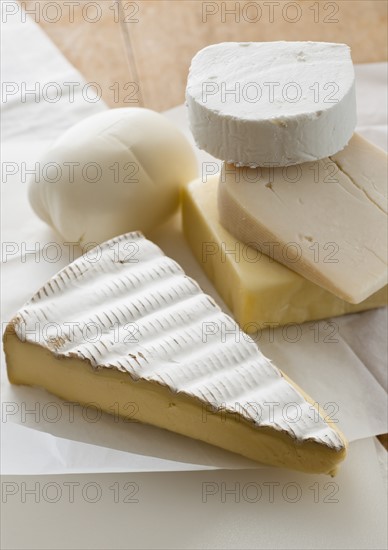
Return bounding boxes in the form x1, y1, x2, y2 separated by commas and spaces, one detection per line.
5, 326, 346, 475
182, 175, 387, 331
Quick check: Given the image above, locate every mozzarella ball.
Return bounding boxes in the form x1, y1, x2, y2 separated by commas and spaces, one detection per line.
29, 108, 198, 245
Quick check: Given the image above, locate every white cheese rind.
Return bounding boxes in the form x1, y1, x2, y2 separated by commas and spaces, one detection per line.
186, 41, 356, 166
5, 232, 345, 462
217, 134, 388, 304
5, 233, 349, 474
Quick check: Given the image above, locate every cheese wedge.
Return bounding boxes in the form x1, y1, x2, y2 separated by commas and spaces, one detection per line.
4, 232, 346, 474
182, 175, 387, 329
218, 134, 388, 304
186, 41, 356, 166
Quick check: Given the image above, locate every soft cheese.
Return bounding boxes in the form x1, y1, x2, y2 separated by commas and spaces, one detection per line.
4, 232, 347, 474
28, 108, 197, 245
182, 175, 387, 328
186, 41, 356, 166
218, 134, 388, 303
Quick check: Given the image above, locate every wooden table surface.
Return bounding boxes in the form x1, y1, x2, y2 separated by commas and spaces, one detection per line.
23, 0, 387, 110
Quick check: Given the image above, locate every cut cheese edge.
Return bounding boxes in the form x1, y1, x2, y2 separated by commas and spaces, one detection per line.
182, 175, 387, 328
218, 134, 388, 303
4, 232, 347, 474
186, 41, 356, 166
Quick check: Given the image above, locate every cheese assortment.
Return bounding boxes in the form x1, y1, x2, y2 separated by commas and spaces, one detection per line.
4, 232, 347, 474
185, 41, 387, 306
186, 42, 356, 166
218, 134, 388, 304
6, 41, 385, 476
182, 175, 387, 329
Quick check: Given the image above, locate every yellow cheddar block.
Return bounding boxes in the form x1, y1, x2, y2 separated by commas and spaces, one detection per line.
182, 176, 387, 332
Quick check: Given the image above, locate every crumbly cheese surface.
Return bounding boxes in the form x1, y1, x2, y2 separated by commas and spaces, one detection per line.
186, 41, 356, 166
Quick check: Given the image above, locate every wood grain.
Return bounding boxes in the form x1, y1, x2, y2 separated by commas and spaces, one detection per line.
22, 0, 387, 110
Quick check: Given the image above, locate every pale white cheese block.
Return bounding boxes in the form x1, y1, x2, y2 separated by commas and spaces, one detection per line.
186, 41, 357, 166
218, 134, 388, 304
4, 232, 346, 474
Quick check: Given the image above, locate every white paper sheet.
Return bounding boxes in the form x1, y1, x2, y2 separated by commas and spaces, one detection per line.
1, 124, 387, 474
2, 438, 387, 550
1, 5, 387, 475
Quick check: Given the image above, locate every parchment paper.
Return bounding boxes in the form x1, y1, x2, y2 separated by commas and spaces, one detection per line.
1, 8, 387, 474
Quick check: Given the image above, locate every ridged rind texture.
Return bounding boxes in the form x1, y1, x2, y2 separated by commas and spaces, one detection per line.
12, 232, 344, 451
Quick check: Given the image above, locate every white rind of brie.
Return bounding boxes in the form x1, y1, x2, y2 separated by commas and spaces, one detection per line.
186, 41, 356, 166
4, 232, 347, 474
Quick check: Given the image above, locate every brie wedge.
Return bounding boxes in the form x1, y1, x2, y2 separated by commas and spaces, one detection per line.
4, 232, 347, 474
186, 41, 356, 166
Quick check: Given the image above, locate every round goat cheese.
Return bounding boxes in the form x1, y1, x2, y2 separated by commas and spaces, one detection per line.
29, 108, 198, 245
186, 41, 357, 166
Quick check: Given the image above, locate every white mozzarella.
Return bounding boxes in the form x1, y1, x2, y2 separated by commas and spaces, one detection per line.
28, 108, 198, 245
